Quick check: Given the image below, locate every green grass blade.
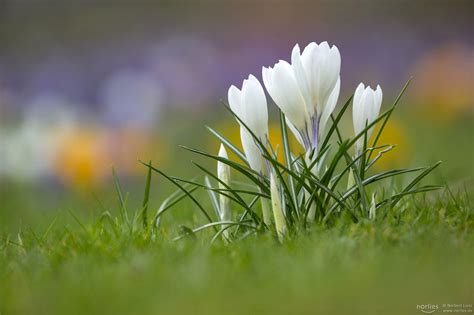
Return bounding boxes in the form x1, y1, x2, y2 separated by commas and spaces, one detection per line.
204, 176, 221, 219
390, 161, 442, 208
180, 145, 269, 194
320, 95, 353, 151
140, 161, 216, 229
153, 186, 199, 227
141, 160, 152, 228
173, 221, 256, 241
112, 167, 130, 229
192, 162, 262, 223
206, 126, 249, 166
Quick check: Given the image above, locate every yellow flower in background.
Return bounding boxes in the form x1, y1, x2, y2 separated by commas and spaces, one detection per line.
371, 118, 410, 170
54, 126, 167, 189
411, 43, 474, 122
54, 128, 109, 189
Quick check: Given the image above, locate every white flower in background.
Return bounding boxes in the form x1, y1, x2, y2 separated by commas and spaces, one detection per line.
263, 41, 341, 153
228, 74, 268, 173
352, 83, 383, 152
217, 144, 231, 222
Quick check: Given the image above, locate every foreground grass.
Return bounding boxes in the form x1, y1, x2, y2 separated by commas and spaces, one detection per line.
0, 191, 473, 315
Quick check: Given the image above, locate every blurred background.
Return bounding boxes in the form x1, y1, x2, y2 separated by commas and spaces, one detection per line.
0, 0, 473, 228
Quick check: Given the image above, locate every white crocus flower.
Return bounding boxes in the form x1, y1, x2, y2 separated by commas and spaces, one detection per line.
217, 144, 231, 240
263, 60, 309, 143
264, 42, 341, 224
228, 74, 268, 173
352, 83, 383, 152
228, 74, 272, 226
263, 41, 341, 154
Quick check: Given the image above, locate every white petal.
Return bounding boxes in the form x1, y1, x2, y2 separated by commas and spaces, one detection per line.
316, 44, 341, 112
217, 144, 230, 188
228, 85, 242, 119
241, 74, 268, 140
374, 85, 383, 117
240, 128, 263, 173
319, 77, 340, 138
352, 83, 366, 136
353, 83, 365, 109
319, 41, 330, 50
300, 42, 318, 99
291, 44, 313, 117
263, 60, 308, 132
286, 117, 304, 148
302, 42, 341, 116
365, 88, 377, 139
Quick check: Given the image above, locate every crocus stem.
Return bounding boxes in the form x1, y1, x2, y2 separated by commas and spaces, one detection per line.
270, 172, 287, 242
305, 152, 317, 223
347, 168, 355, 190
219, 193, 231, 241
306, 195, 317, 223
260, 190, 272, 227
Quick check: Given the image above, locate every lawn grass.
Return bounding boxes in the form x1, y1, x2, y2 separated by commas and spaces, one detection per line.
1, 189, 472, 315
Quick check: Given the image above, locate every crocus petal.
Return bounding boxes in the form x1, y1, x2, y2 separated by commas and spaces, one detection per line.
352, 82, 366, 136
315, 43, 341, 113
285, 117, 305, 148
293, 42, 341, 131
262, 61, 308, 133
374, 85, 383, 118
217, 144, 230, 186
241, 74, 268, 140
318, 77, 340, 138
228, 85, 242, 119
240, 127, 263, 173
291, 44, 314, 117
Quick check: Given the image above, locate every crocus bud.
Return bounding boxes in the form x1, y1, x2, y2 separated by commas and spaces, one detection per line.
217, 144, 231, 222
228, 75, 268, 174
352, 83, 383, 152
270, 172, 287, 242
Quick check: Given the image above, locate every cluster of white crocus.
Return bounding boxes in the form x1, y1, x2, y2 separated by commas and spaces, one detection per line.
219, 41, 383, 238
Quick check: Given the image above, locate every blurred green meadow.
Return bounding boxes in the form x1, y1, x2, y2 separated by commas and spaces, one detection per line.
1, 1, 473, 314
